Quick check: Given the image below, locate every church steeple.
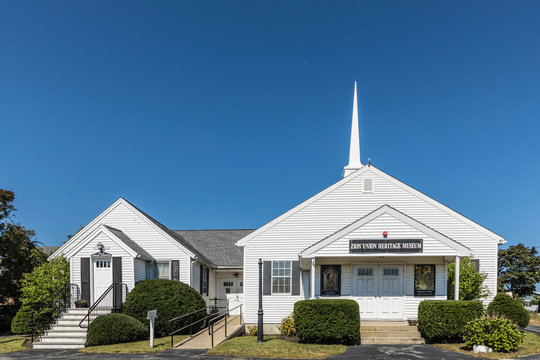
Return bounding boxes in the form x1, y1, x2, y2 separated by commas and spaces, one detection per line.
343, 82, 363, 177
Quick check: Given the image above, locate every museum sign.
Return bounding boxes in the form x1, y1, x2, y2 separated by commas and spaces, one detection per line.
349, 239, 423, 253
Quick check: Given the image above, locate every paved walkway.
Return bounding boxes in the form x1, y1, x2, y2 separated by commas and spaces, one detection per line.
176, 315, 243, 349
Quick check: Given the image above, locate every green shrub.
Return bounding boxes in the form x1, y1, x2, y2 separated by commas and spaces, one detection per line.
487, 293, 530, 328
464, 315, 524, 352
279, 314, 296, 337
0, 304, 19, 334
86, 313, 148, 347
122, 279, 206, 337
10, 257, 70, 335
293, 299, 359, 345
417, 300, 484, 343
247, 325, 258, 336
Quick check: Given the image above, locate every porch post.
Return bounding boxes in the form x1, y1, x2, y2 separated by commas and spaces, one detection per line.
454, 256, 460, 300
310, 258, 315, 299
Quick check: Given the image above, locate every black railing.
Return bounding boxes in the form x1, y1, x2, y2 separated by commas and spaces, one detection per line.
208, 303, 243, 348
26, 283, 80, 343
167, 298, 229, 348
79, 282, 128, 328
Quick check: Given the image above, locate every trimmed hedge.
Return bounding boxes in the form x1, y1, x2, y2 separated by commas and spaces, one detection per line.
86, 313, 148, 347
487, 293, 530, 328
418, 300, 484, 343
122, 279, 206, 337
293, 299, 360, 345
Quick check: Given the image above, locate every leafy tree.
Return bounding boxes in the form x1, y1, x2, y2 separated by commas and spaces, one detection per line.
0, 189, 46, 305
498, 244, 540, 298
447, 257, 488, 300
11, 257, 70, 334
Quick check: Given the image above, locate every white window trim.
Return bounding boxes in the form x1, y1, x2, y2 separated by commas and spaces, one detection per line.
271, 260, 292, 295
153, 260, 171, 280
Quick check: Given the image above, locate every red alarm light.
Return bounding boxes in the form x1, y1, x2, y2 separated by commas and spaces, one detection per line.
382, 231, 388, 237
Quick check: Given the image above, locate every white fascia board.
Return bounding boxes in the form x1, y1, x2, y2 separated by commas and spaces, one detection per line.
49, 198, 126, 261
368, 166, 505, 243
64, 225, 138, 259
235, 166, 369, 247
301, 204, 472, 258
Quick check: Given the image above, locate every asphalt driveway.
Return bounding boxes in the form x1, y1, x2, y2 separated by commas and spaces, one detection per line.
2, 344, 540, 360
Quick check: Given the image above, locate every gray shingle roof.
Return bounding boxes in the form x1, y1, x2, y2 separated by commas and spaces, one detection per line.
103, 225, 154, 260
40, 246, 60, 255
174, 229, 255, 268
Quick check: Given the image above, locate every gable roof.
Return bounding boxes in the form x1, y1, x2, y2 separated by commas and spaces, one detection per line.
102, 225, 154, 260
301, 204, 472, 257
237, 165, 505, 246
174, 229, 255, 268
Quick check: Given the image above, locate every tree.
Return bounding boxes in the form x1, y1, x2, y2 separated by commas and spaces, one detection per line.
498, 244, 540, 298
0, 189, 46, 305
11, 257, 70, 334
447, 257, 488, 300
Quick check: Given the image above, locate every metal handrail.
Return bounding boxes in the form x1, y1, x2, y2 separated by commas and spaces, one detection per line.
26, 283, 80, 343
208, 303, 244, 348
79, 282, 127, 328
167, 299, 229, 348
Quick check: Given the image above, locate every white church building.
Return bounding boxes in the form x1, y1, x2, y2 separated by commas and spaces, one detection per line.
50, 83, 504, 330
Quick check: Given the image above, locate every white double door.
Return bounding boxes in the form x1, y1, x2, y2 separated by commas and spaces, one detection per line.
353, 264, 404, 320
220, 278, 243, 315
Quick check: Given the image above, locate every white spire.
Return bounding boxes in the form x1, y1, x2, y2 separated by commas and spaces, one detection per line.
343, 81, 363, 177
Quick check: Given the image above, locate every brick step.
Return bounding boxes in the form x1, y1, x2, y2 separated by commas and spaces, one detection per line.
361, 337, 425, 345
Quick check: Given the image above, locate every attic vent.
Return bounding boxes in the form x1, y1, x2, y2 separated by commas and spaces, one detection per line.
363, 178, 374, 192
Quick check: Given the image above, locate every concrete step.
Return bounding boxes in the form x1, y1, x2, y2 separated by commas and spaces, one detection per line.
360, 326, 419, 332
66, 308, 91, 315
46, 328, 87, 335
361, 330, 421, 337
33, 342, 85, 349
44, 331, 87, 338
50, 324, 87, 331
53, 319, 86, 326
361, 337, 425, 345
40, 336, 86, 344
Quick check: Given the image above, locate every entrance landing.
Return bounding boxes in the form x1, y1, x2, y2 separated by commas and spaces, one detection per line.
174, 315, 243, 350
360, 321, 424, 345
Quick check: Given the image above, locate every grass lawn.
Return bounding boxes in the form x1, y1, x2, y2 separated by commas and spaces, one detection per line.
206, 336, 347, 359
80, 335, 188, 354
530, 311, 540, 326
0, 336, 29, 353
434, 332, 540, 359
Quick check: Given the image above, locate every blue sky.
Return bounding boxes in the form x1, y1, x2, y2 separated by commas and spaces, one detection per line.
1, 1, 539, 253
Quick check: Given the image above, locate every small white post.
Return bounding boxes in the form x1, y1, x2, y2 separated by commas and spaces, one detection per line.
310, 258, 315, 299
454, 256, 460, 300
147, 309, 157, 348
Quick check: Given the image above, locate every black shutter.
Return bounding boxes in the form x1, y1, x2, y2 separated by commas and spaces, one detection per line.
291, 260, 300, 296
199, 265, 203, 294
81, 258, 90, 302
113, 257, 122, 311
263, 261, 271, 295
171, 260, 180, 281
205, 268, 209, 296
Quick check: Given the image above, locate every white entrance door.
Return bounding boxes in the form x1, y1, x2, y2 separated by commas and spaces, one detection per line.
220, 278, 243, 315
353, 264, 403, 320
93, 259, 112, 304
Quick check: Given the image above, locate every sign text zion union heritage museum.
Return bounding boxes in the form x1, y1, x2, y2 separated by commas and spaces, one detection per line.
349, 239, 423, 253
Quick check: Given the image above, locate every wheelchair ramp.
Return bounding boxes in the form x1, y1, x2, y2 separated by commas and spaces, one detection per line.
175, 315, 244, 350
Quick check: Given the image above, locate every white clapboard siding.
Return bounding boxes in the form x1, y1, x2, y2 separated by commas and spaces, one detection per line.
56, 200, 192, 286
314, 213, 457, 257
71, 231, 134, 292
134, 259, 147, 284
243, 167, 499, 323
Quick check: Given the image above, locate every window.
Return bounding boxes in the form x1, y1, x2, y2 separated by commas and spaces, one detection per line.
154, 262, 170, 279
200, 265, 209, 296
272, 260, 291, 294
383, 268, 399, 276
